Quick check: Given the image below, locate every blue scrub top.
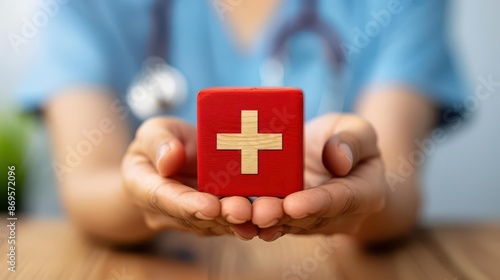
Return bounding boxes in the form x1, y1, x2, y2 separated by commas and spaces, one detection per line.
17, 0, 466, 128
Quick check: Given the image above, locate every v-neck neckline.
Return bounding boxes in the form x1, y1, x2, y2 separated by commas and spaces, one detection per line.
207, 0, 286, 57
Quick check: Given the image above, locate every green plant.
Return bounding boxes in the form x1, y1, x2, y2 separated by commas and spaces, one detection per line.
0, 111, 34, 213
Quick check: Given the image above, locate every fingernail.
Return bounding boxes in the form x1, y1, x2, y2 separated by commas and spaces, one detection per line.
195, 212, 214, 221
156, 143, 171, 166
260, 218, 279, 228
232, 228, 252, 241
338, 143, 353, 165
226, 215, 247, 224
269, 232, 283, 242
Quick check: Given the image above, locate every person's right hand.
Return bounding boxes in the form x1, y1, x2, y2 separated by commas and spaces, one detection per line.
122, 117, 257, 240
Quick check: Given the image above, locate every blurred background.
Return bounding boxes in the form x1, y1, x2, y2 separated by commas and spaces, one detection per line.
0, 0, 499, 221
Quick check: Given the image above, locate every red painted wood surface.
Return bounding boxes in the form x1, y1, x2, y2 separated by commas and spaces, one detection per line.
197, 87, 303, 197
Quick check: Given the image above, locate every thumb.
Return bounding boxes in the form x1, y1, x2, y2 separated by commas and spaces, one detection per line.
133, 117, 197, 177
322, 116, 379, 176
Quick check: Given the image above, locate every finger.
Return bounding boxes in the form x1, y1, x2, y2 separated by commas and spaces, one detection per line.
143, 211, 224, 233
220, 196, 252, 224
123, 156, 220, 221
284, 158, 385, 219
258, 226, 287, 242
259, 225, 311, 241
252, 197, 284, 228
287, 215, 367, 235
284, 185, 356, 221
151, 180, 220, 220
231, 222, 259, 241
209, 225, 232, 236
283, 217, 323, 229
132, 117, 197, 177
322, 116, 379, 176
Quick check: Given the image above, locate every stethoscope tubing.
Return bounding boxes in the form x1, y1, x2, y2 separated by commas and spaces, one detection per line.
128, 0, 346, 119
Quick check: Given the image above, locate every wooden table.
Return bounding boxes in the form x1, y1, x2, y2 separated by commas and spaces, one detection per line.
1, 218, 499, 280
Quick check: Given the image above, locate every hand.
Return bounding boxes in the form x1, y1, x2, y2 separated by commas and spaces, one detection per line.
253, 114, 387, 241
122, 117, 258, 240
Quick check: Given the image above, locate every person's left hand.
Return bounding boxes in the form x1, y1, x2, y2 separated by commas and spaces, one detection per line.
252, 114, 388, 241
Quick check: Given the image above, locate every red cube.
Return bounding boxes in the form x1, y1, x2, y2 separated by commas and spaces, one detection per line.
197, 87, 303, 197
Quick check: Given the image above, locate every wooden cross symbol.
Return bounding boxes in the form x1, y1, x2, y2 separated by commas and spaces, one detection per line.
216, 110, 283, 174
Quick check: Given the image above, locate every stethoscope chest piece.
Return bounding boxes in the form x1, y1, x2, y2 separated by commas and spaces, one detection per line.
127, 0, 346, 120
127, 57, 188, 120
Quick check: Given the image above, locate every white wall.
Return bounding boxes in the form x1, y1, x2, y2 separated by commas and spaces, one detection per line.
0, 0, 38, 107
422, 0, 500, 221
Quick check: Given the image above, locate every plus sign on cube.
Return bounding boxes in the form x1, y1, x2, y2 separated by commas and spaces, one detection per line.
197, 87, 304, 197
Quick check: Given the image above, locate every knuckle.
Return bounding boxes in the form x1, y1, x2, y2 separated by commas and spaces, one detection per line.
121, 155, 141, 179
343, 114, 375, 134
148, 184, 161, 209
136, 117, 170, 140
121, 163, 146, 203
135, 119, 153, 139
148, 184, 162, 212
312, 217, 330, 230
337, 183, 360, 215
316, 187, 334, 214
370, 160, 388, 212
180, 210, 198, 221
175, 193, 199, 220
177, 219, 212, 234
352, 116, 377, 144
177, 218, 194, 230
120, 161, 134, 188
148, 184, 201, 221
141, 117, 165, 130
205, 226, 229, 236
147, 180, 171, 216
143, 212, 165, 231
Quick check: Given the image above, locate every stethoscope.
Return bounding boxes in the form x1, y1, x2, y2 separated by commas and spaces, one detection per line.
127, 0, 345, 120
